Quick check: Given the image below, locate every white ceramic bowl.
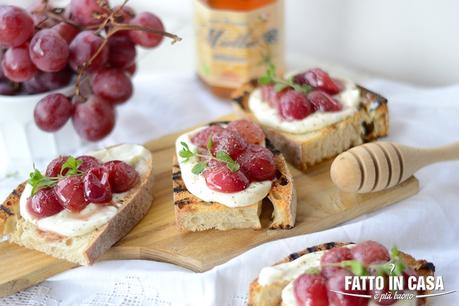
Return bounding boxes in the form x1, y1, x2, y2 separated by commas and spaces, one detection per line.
0, 85, 85, 174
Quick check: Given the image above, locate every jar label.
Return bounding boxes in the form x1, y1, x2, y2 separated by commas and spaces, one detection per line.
194, 0, 284, 88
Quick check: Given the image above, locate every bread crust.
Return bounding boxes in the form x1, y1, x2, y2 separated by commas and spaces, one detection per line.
173, 133, 297, 232
248, 242, 435, 306
233, 83, 389, 172
0, 145, 154, 265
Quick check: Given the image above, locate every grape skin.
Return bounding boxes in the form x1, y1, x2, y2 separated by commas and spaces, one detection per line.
52, 22, 80, 44
23, 68, 73, 94
69, 0, 109, 26
129, 12, 164, 48
2, 44, 37, 82
34, 93, 74, 132
0, 80, 18, 95
0, 5, 34, 47
69, 31, 108, 72
91, 68, 133, 104
29, 29, 70, 72
108, 34, 136, 68
72, 95, 115, 141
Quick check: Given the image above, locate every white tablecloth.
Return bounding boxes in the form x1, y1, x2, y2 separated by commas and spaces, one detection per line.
1, 73, 458, 306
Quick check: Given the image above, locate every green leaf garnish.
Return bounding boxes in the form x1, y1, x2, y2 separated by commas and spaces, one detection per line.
29, 167, 57, 196
179, 137, 241, 174
305, 267, 321, 275
366, 245, 406, 277
179, 141, 195, 160
207, 135, 213, 153
192, 162, 207, 175
258, 75, 272, 85
216, 151, 240, 172
215, 151, 233, 163
28, 157, 84, 196
258, 62, 313, 95
227, 161, 240, 172
391, 246, 400, 259
60, 156, 82, 176
340, 260, 368, 276
274, 83, 288, 93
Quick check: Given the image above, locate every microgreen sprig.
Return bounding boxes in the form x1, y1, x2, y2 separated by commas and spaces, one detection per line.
318, 246, 406, 277
258, 62, 313, 94
179, 136, 240, 175
28, 157, 84, 196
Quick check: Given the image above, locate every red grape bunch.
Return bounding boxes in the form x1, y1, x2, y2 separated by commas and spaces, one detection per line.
0, 1, 181, 141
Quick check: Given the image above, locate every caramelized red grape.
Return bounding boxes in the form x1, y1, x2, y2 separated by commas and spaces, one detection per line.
237, 144, 275, 181
55, 175, 88, 212
351, 241, 390, 266
69, 31, 108, 71
27, 188, 63, 218
72, 95, 115, 141
76, 155, 100, 172
227, 120, 265, 145
320, 247, 354, 278
103, 160, 139, 193
34, 93, 74, 132
29, 29, 69, 72
294, 68, 341, 95
211, 129, 248, 159
191, 125, 225, 148
293, 274, 329, 306
70, 0, 109, 26
2, 44, 37, 82
91, 68, 133, 104
260, 84, 286, 108
326, 269, 368, 306
204, 164, 249, 193
308, 90, 342, 112
108, 34, 136, 68
278, 90, 314, 121
46, 155, 70, 177
0, 5, 34, 47
84, 166, 112, 203
128, 12, 164, 48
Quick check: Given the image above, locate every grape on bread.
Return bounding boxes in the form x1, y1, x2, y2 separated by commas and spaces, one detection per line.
233, 68, 389, 172
173, 120, 297, 232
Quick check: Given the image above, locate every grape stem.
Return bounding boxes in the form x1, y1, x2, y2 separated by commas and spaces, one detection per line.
65, 0, 182, 99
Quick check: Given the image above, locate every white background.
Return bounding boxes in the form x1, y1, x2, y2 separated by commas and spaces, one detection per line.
6, 0, 459, 86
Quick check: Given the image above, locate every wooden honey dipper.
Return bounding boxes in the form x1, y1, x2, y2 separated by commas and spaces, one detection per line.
330, 141, 459, 193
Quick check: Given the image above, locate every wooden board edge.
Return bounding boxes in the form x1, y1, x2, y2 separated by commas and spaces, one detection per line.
127, 176, 420, 272
0, 259, 76, 298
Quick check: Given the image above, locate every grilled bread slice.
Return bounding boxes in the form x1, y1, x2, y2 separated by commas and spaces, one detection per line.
233, 83, 389, 172
173, 138, 297, 232
248, 242, 435, 306
0, 144, 154, 265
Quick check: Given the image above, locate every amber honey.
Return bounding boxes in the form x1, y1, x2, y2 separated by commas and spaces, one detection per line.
194, 0, 284, 99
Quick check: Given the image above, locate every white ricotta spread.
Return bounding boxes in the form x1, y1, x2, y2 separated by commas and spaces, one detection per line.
248, 79, 360, 134
175, 127, 272, 208
19, 144, 152, 237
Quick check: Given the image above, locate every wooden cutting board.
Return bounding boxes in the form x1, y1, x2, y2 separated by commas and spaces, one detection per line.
0, 115, 419, 297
